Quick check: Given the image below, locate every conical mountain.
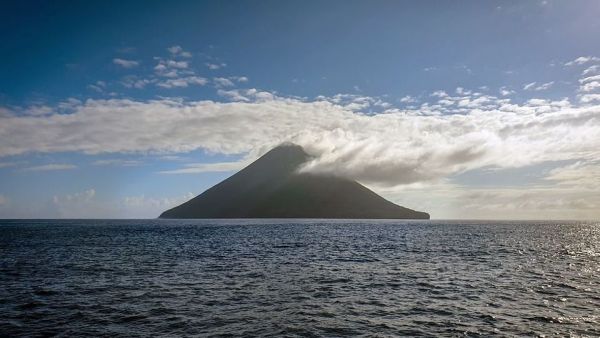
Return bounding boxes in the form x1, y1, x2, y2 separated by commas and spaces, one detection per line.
159, 144, 430, 219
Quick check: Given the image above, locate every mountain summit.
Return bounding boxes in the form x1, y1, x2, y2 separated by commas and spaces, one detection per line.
159, 144, 430, 219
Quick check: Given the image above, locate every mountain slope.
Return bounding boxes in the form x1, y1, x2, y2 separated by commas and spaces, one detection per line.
159, 144, 430, 219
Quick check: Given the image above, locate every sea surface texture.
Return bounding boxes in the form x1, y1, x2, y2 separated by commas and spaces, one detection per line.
1, 219, 599, 337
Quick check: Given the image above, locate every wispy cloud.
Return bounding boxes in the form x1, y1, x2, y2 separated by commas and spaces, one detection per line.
205, 62, 226, 70
582, 65, 600, 76
92, 159, 142, 166
0, 162, 19, 168
523, 81, 554, 91
121, 76, 154, 89
113, 58, 139, 68
87, 80, 107, 93
23, 164, 77, 171
160, 160, 247, 174
565, 56, 600, 66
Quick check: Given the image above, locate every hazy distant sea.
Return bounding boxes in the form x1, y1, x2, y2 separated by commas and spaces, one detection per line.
1, 219, 599, 336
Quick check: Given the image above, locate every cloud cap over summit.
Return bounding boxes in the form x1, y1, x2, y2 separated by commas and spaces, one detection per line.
160, 144, 429, 219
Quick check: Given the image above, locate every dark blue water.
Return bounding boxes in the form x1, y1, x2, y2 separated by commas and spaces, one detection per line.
1, 220, 599, 337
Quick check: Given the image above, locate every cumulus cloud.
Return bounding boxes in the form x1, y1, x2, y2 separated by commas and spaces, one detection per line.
499, 87, 514, 96
213, 77, 235, 88
579, 94, 600, 103
23, 164, 77, 171
154, 58, 191, 78
113, 58, 139, 68
579, 81, 600, 92
400, 95, 416, 103
150, 47, 210, 89
167, 45, 192, 58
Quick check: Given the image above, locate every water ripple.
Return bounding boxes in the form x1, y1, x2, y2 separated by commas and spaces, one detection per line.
1, 219, 599, 336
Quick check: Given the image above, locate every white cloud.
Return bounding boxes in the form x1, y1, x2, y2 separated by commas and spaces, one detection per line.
565, 56, 600, 66
579, 81, 600, 92
456, 87, 472, 95
154, 58, 192, 78
523, 81, 554, 91
583, 65, 600, 76
535, 81, 554, 91
579, 94, 600, 103
88, 80, 107, 93
0, 107, 13, 117
1, 89, 599, 190
167, 45, 192, 58
113, 58, 139, 68
0, 194, 7, 206
373, 178, 600, 220
23, 164, 77, 171
165, 60, 188, 69
545, 161, 600, 189
122, 76, 154, 89
0, 161, 19, 168
24, 105, 53, 116
167, 45, 182, 54
206, 62, 226, 70
160, 160, 248, 174
92, 159, 142, 166
400, 95, 416, 103
217, 89, 251, 101
579, 74, 600, 84
232, 76, 249, 83
431, 90, 448, 98
213, 77, 235, 88
156, 76, 207, 88
499, 87, 514, 96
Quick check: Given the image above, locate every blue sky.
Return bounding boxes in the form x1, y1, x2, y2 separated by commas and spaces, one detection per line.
1, 1, 600, 219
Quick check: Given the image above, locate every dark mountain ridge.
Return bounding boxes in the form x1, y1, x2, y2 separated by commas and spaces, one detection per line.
160, 144, 430, 219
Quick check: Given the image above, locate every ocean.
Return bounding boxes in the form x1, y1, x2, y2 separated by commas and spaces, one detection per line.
1, 219, 599, 337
